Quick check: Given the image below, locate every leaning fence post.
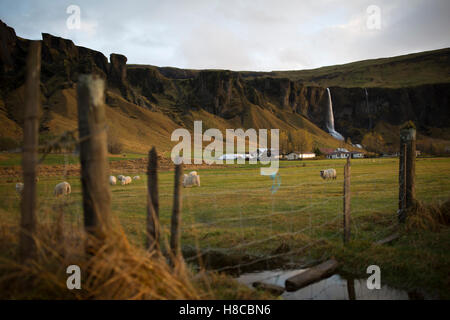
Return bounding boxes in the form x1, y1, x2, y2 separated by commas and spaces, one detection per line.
399, 122, 416, 223
19, 41, 41, 262
170, 163, 183, 260
343, 156, 351, 244
77, 75, 111, 249
146, 147, 160, 251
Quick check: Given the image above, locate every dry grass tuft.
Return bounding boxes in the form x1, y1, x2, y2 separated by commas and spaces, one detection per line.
0, 217, 202, 299
406, 199, 450, 232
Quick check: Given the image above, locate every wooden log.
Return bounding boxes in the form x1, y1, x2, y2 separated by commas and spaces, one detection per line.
19, 41, 41, 262
252, 281, 285, 296
285, 259, 339, 292
146, 147, 160, 251
170, 163, 183, 258
376, 232, 400, 245
77, 75, 111, 245
343, 156, 351, 244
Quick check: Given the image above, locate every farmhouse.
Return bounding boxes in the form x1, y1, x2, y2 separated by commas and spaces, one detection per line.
286, 153, 299, 160
286, 152, 316, 160
299, 152, 316, 159
323, 148, 364, 159
350, 151, 364, 158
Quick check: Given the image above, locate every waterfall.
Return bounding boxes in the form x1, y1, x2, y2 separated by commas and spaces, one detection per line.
326, 88, 344, 141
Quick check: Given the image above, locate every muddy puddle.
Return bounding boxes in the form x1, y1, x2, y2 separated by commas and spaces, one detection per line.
237, 269, 429, 300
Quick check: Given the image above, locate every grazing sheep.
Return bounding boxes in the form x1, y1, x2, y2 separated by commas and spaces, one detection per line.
117, 175, 125, 182
133, 176, 140, 180
120, 176, 132, 185
109, 176, 117, 185
15, 183, 24, 195
183, 172, 201, 188
320, 169, 337, 180
54, 181, 71, 197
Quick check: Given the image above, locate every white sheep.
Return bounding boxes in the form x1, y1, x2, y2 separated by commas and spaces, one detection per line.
109, 176, 117, 185
133, 175, 141, 180
320, 169, 337, 180
15, 183, 24, 195
183, 171, 201, 188
121, 176, 132, 185
54, 181, 71, 197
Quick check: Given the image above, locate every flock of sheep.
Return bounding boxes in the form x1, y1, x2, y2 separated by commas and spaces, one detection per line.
14, 170, 202, 198
109, 175, 140, 186
14, 168, 334, 198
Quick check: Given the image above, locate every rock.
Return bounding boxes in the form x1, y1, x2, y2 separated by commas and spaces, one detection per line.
108, 53, 136, 102
109, 53, 127, 87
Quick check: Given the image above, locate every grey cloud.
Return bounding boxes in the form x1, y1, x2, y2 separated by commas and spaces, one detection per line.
0, 0, 448, 70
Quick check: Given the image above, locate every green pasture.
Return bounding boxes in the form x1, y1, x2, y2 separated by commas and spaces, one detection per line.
0, 157, 449, 297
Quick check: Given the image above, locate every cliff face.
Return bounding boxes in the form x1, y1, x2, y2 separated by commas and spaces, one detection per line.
0, 19, 449, 150
328, 84, 450, 141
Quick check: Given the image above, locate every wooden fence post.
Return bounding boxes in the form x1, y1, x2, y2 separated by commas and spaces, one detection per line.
347, 279, 356, 300
19, 41, 41, 262
405, 129, 416, 209
77, 75, 111, 247
170, 163, 183, 259
399, 123, 416, 223
398, 143, 407, 222
146, 147, 160, 251
343, 156, 351, 244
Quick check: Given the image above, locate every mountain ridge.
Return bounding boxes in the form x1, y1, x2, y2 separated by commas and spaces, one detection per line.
0, 20, 449, 154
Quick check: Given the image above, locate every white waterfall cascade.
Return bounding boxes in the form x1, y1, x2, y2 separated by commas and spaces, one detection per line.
325, 88, 344, 141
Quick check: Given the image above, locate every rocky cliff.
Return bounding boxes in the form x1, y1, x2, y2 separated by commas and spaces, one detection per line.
1, 19, 449, 152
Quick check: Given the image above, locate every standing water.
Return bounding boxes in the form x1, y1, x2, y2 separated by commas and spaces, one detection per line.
325, 88, 345, 141
236, 269, 425, 300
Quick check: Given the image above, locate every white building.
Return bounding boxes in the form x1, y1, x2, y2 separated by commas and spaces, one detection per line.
326, 149, 364, 159
299, 153, 316, 159
286, 153, 299, 160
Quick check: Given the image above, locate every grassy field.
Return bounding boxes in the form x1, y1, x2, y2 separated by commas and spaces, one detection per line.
0, 157, 449, 298
0, 152, 146, 167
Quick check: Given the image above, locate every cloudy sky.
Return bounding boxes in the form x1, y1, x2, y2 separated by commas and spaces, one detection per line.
1, 0, 449, 71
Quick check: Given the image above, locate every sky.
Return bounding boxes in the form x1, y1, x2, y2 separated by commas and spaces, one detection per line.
0, 0, 449, 71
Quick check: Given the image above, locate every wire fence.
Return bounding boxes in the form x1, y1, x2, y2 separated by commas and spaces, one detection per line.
1, 129, 449, 299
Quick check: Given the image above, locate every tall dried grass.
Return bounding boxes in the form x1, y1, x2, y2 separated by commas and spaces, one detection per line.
0, 214, 202, 299
405, 199, 450, 232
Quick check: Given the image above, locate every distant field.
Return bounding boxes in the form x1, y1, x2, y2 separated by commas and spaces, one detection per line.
0, 152, 146, 167
0, 157, 449, 297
